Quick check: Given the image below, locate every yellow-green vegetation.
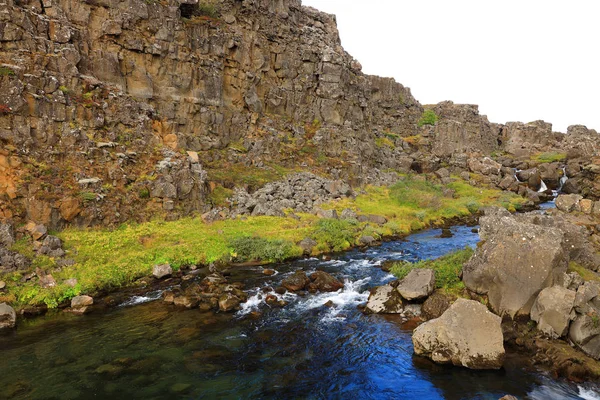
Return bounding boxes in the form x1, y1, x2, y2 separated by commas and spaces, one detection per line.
375, 137, 395, 149
532, 151, 567, 163
390, 247, 474, 295
402, 135, 422, 146
207, 164, 292, 192
418, 109, 439, 127
0, 66, 15, 76
1, 175, 528, 309
208, 185, 234, 207
568, 261, 600, 282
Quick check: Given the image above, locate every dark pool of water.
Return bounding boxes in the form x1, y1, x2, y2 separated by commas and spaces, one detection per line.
1, 226, 598, 399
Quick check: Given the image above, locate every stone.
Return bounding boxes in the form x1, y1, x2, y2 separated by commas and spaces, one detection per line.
422, 291, 454, 320
0, 223, 15, 247
467, 157, 501, 176
530, 286, 576, 338
463, 208, 568, 318
153, 263, 173, 279
218, 293, 241, 312
0, 303, 16, 329
39, 274, 57, 288
173, 296, 199, 308
434, 168, 450, 179
27, 223, 47, 241
555, 194, 583, 213
397, 269, 435, 301
364, 283, 404, 314
0, 281, 5, 290
569, 313, 600, 360
308, 271, 344, 292
579, 199, 594, 214
358, 236, 376, 246
71, 295, 94, 309
298, 238, 317, 255
64, 278, 78, 287
357, 214, 387, 226
412, 299, 505, 369
316, 208, 338, 219
340, 208, 358, 220
281, 271, 310, 292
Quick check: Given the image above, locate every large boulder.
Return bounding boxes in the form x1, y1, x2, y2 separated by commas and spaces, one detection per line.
530, 286, 576, 338
364, 283, 404, 314
463, 208, 568, 318
569, 314, 600, 360
397, 269, 435, 301
308, 271, 344, 292
281, 270, 310, 292
412, 299, 505, 369
555, 194, 583, 213
0, 303, 16, 329
467, 157, 501, 176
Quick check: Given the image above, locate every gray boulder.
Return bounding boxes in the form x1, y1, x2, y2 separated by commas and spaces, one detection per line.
298, 238, 317, 255
530, 286, 576, 338
555, 194, 582, 213
463, 208, 568, 318
569, 314, 600, 360
0, 303, 16, 329
397, 269, 435, 301
412, 299, 504, 369
365, 283, 404, 314
0, 223, 15, 248
153, 263, 173, 279
70, 295, 94, 315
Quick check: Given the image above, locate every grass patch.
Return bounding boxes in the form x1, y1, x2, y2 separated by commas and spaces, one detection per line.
375, 137, 395, 149
532, 152, 567, 163
208, 185, 233, 207
229, 236, 301, 263
207, 163, 292, 192
0, 66, 15, 76
2, 174, 529, 309
418, 109, 438, 127
568, 261, 600, 282
390, 247, 474, 294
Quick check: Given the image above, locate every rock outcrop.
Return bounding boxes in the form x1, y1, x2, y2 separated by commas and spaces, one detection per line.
412, 299, 505, 369
463, 208, 568, 318
530, 286, 576, 339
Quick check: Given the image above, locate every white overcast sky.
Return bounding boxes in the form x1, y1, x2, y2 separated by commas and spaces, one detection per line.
301, 0, 599, 133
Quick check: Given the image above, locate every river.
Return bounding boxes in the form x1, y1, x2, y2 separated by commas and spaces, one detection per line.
1, 226, 599, 399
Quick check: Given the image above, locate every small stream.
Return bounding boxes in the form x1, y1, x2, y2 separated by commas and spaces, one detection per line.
1, 226, 599, 399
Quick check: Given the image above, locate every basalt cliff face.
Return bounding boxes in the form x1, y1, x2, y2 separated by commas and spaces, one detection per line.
1, 0, 599, 229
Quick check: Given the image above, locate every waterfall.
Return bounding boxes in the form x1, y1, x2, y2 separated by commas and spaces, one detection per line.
558, 167, 568, 191
538, 180, 548, 193
513, 168, 522, 182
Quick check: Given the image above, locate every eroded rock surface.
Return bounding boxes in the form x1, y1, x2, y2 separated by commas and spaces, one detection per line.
412, 299, 505, 369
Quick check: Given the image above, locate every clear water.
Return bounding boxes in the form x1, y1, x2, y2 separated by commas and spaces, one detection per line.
1, 226, 598, 399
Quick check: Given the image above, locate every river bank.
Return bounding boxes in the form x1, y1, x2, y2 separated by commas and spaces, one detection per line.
2, 225, 599, 399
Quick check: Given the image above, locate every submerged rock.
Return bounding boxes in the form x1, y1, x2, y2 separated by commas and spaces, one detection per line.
397, 269, 435, 301
364, 283, 404, 314
412, 299, 505, 369
0, 303, 16, 329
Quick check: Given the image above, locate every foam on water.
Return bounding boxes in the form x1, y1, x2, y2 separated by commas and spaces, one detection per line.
579, 386, 600, 400
119, 290, 163, 307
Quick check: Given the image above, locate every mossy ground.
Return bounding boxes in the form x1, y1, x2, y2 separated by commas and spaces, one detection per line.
0, 175, 527, 309
390, 247, 474, 296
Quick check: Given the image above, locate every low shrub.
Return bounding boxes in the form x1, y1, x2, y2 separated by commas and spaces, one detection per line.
311, 218, 359, 252
418, 109, 439, 127
229, 236, 300, 262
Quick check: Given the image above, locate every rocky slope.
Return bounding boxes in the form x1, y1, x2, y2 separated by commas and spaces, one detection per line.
3, 0, 599, 231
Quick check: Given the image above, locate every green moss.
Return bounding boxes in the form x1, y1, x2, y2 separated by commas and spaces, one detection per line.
208, 185, 233, 207
0, 66, 15, 76
418, 109, 439, 127
390, 247, 474, 294
568, 261, 600, 282
532, 152, 567, 163
375, 137, 395, 149
79, 192, 97, 202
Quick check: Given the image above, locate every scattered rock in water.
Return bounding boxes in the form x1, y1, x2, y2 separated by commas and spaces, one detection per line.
530, 286, 576, 338
218, 293, 242, 312
364, 283, 404, 314
263, 269, 276, 276
153, 263, 173, 279
69, 295, 94, 315
439, 228, 453, 238
412, 298, 505, 369
173, 295, 199, 309
397, 269, 435, 301
324, 300, 336, 308
358, 235, 376, 246
308, 271, 344, 292
170, 383, 192, 394
275, 286, 287, 295
0, 302, 17, 329
281, 270, 310, 292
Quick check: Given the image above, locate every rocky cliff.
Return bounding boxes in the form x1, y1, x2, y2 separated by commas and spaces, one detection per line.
1, 0, 600, 229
